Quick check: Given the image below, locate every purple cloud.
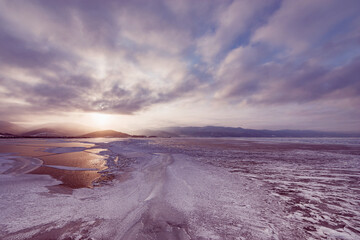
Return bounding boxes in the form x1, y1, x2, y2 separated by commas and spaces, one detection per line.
0, 0, 359, 130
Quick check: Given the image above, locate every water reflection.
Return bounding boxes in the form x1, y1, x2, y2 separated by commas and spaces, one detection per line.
0, 139, 107, 188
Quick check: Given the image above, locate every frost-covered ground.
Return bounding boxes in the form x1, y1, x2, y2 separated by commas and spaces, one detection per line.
0, 138, 359, 240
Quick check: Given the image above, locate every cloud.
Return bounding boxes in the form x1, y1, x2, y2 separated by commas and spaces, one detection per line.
252, 0, 360, 54
0, 0, 359, 130
0, 0, 206, 116
213, 0, 360, 109
196, 0, 278, 62
214, 43, 360, 105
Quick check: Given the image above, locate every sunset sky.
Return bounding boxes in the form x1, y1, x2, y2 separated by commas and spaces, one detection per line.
0, 0, 359, 132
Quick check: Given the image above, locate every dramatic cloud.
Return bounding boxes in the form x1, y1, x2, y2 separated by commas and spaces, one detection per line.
196, 0, 277, 61
252, 0, 359, 54
0, 0, 359, 131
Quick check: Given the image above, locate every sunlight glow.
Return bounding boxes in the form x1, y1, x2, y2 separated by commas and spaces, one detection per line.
90, 113, 111, 129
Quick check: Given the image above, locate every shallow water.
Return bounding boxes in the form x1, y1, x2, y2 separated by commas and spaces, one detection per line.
0, 138, 359, 239
0, 139, 106, 188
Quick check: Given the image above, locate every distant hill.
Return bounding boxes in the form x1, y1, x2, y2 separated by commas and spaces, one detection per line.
0, 121, 25, 135
22, 128, 69, 137
135, 129, 179, 138
163, 126, 360, 138
0, 133, 17, 138
0, 121, 132, 138
80, 130, 131, 138
1, 121, 359, 138
24, 122, 96, 137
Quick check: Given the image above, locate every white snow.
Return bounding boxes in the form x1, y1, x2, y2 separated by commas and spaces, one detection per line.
43, 165, 99, 171
0, 154, 43, 174
0, 154, 14, 173
0, 138, 359, 239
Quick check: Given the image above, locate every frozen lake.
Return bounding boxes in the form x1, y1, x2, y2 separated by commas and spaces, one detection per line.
0, 138, 359, 239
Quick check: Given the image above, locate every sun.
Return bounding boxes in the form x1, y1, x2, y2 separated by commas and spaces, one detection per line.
90, 113, 111, 129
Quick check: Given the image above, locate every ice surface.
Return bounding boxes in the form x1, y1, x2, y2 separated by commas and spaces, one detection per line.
0, 138, 359, 239
42, 165, 99, 171
0, 153, 43, 174
0, 154, 14, 173
45, 147, 87, 154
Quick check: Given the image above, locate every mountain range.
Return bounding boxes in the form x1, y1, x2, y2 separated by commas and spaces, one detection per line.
0, 121, 25, 135
80, 130, 130, 138
0, 121, 359, 138
161, 126, 360, 138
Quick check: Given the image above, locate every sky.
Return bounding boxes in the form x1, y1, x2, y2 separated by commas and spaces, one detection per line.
0, 0, 359, 132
